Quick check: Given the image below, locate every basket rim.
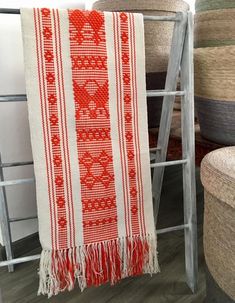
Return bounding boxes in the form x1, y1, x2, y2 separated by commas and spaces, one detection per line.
201, 146, 235, 209
92, 0, 189, 13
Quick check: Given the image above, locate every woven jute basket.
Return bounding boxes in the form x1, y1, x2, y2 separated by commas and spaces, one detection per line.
92, 0, 189, 73
194, 9, 235, 48
206, 267, 235, 303
201, 147, 235, 300
194, 46, 235, 101
195, 97, 235, 145
196, 0, 235, 12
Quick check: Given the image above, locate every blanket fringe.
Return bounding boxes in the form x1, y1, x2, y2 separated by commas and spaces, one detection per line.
38, 234, 160, 297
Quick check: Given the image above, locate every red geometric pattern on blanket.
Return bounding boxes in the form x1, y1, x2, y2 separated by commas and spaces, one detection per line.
76, 128, 111, 142
35, 8, 72, 249
71, 55, 107, 70
73, 80, 109, 119
82, 197, 116, 213
68, 10, 118, 244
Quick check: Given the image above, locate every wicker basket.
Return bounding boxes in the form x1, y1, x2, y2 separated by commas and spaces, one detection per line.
196, 0, 235, 12
194, 46, 235, 101
195, 97, 235, 145
92, 0, 189, 73
201, 147, 235, 300
194, 45, 235, 145
205, 267, 235, 303
194, 9, 235, 48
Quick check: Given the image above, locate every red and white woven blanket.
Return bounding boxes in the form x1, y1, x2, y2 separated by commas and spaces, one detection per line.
21, 8, 159, 297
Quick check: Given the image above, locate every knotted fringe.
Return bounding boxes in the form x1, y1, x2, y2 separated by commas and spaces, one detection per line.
38, 234, 160, 297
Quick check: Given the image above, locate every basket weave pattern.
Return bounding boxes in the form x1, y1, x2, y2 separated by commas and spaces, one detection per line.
203, 191, 235, 300
196, 0, 235, 12
194, 9, 235, 48
195, 1, 235, 145
201, 147, 235, 300
195, 46, 235, 101
195, 97, 235, 145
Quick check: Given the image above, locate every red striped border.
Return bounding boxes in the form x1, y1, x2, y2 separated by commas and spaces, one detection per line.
119, 12, 141, 236
34, 8, 80, 249
53, 9, 76, 248
130, 14, 146, 235
39, 8, 68, 249
112, 12, 131, 237
34, 8, 56, 248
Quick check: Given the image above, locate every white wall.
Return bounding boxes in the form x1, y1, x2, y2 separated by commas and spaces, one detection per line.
0, 0, 85, 245
186, 0, 196, 12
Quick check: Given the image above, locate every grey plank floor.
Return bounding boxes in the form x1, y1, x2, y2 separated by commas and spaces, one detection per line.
0, 166, 206, 303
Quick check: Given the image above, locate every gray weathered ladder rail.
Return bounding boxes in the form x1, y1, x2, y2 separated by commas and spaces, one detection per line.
0, 9, 198, 294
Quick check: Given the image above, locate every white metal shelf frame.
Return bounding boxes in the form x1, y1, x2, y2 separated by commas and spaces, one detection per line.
0, 9, 198, 293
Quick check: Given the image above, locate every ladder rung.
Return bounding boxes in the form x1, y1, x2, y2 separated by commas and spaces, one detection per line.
0, 90, 185, 102
0, 224, 189, 267
0, 160, 187, 186
0, 8, 21, 14
9, 215, 37, 223
150, 159, 188, 168
0, 254, 40, 267
149, 147, 161, 152
1, 161, 33, 168
0, 95, 27, 102
0, 178, 35, 187
144, 15, 182, 22
147, 90, 185, 97
157, 224, 188, 235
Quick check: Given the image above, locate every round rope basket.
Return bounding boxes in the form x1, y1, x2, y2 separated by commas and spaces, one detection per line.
201, 147, 235, 300
194, 46, 235, 101
92, 0, 189, 73
206, 267, 235, 303
196, 0, 235, 12
194, 9, 235, 48
195, 97, 235, 145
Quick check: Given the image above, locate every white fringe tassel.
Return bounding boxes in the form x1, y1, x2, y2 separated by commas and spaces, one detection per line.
38, 234, 160, 298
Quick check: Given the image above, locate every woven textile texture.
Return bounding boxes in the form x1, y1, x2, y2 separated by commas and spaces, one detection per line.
21, 8, 159, 297
201, 147, 235, 299
194, 46, 235, 101
195, 0, 235, 12
195, 97, 235, 145
194, 9, 235, 48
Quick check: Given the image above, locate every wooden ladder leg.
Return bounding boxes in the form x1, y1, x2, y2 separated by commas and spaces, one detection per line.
181, 12, 198, 293
152, 12, 188, 223
0, 153, 14, 272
